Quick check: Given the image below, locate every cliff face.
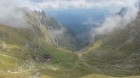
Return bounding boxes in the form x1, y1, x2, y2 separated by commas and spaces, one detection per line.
0, 9, 79, 77
22, 9, 78, 50
1, 6, 140, 78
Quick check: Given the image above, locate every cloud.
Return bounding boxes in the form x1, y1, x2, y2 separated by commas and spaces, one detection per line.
0, 0, 139, 29
83, 17, 101, 26
90, 0, 140, 38
35, 0, 124, 9
0, 0, 39, 27
94, 16, 124, 34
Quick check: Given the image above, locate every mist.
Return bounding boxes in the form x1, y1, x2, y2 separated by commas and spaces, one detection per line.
0, 0, 38, 28
91, 0, 140, 39
0, 0, 140, 39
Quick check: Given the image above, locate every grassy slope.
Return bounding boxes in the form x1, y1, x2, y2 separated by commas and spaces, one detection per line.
83, 13, 140, 76
0, 24, 139, 78
1, 10, 140, 78
0, 25, 34, 78
81, 74, 140, 78
0, 10, 87, 78
0, 24, 99, 78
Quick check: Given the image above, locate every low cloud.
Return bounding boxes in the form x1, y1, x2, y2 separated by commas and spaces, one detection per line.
0, 0, 139, 31
36, 0, 124, 9
83, 18, 100, 26
90, 0, 140, 39
0, 0, 40, 27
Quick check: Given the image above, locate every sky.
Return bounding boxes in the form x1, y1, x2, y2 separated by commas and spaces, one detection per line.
0, 0, 138, 13
40, 0, 138, 9
7, 0, 137, 11
27, 0, 132, 10
0, 0, 139, 32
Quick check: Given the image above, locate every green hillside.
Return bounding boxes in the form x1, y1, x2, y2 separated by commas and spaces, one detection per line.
0, 10, 99, 78
1, 8, 140, 78
83, 13, 140, 77
81, 74, 140, 78
0, 25, 99, 78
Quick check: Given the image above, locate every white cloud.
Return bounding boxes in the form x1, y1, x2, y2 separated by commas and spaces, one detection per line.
0, 0, 126, 27
83, 17, 100, 26
90, 0, 140, 38
0, 0, 139, 29
0, 0, 40, 27
36, 0, 125, 9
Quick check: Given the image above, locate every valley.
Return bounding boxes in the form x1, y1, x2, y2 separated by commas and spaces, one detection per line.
0, 0, 140, 78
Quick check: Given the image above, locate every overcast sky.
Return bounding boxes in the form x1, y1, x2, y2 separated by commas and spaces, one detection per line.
0, 0, 139, 28
6, 0, 137, 11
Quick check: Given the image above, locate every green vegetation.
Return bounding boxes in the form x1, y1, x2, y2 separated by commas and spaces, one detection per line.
0, 24, 98, 78
0, 10, 140, 78
81, 74, 140, 78
83, 13, 140, 77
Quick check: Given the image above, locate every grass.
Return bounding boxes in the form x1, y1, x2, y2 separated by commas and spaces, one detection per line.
83, 19, 140, 76
81, 74, 140, 78
0, 71, 31, 78
0, 24, 91, 78
1, 12, 140, 78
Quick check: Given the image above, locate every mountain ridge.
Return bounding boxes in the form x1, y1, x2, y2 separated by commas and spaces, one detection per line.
83, 12, 140, 76
0, 7, 140, 78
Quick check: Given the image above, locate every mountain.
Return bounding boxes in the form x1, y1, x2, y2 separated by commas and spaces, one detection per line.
0, 8, 103, 78
0, 9, 81, 78
0, 24, 79, 78
46, 8, 108, 49
81, 74, 140, 78
23, 9, 78, 51
1, 7, 140, 78
83, 12, 140, 77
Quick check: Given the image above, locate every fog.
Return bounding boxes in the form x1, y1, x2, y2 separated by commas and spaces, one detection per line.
91, 0, 140, 39
0, 0, 38, 27
0, 0, 140, 39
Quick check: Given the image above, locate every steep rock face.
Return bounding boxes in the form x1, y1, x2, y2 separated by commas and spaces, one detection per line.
22, 9, 78, 50
0, 8, 79, 72
0, 24, 79, 78
0, 9, 79, 77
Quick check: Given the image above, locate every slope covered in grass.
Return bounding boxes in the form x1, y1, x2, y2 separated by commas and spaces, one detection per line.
83, 13, 140, 76
0, 24, 99, 78
81, 74, 140, 78
0, 10, 100, 78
